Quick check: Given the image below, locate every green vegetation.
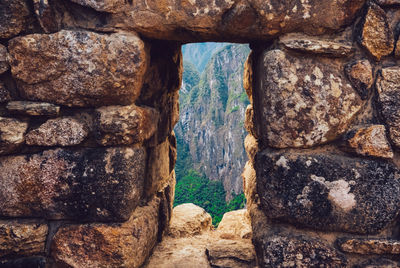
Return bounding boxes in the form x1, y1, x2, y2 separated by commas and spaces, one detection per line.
174, 169, 246, 226
229, 106, 239, 113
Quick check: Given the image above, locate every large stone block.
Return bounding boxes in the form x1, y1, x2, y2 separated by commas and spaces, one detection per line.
256, 49, 363, 148
8, 30, 148, 107
51, 196, 161, 268
256, 150, 400, 234
358, 2, 394, 61
0, 220, 48, 258
0, 146, 145, 221
94, 104, 159, 146
70, 0, 365, 42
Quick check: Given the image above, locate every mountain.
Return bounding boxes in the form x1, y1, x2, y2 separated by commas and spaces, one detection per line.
175, 43, 250, 201
181, 43, 228, 73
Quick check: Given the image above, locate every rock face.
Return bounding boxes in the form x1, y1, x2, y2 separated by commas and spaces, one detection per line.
341, 125, 393, 158
6, 101, 60, 116
344, 60, 373, 100
26, 117, 89, 146
52, 197, 161, 268
0, 146, 146, 221
358, 2, 394, 60
254, 235, 347, 267
0, 117, 28, 155
256, 150, 400, 234
8, 30, 148, 107
169, 203, 212, 238
0, 220, 48, 258
94, 104, 159, 146
376, 67, 400, 148
175, 44, 250, 199
280, 34, 354, 57
257, 49, 363, 149
338, 238, 400, 255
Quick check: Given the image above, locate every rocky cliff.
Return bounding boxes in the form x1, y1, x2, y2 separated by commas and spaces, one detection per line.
175, 44, 250, 200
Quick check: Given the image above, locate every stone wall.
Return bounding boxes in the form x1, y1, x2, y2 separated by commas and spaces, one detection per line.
2, 0, 400, 267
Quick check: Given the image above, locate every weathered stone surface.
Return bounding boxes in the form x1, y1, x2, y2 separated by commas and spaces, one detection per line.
345, 60, 373, 100
0, 146, 145, 221
376, 0, 400, 6
8, 30, 148, 107
0, 82, 11, 103
52, 196, 161, 268
257, 49, 363, 148
0, 220, 48, 258
244, 135, 258, 163
206, 239, 256, 268
26, 117, 89, 146
0, 0, 30, 39
376, 67, 400, 148
242, 161, 257, 208
243, 52, 253, 103
338, 238, 400, 255
244, 105, 257, 138
217, 209, 252, 240
256, 150, 400, 234
359, 2, 394, 60
169, 203, 212, 238
146, 138, 175, 197
0, 44, 9, 74
95, 0, 365, 42
146, 234, 212, 268
94, 104, 159, 146
6, 101, 60, 116
280, 33, 354, 57
0, 117, 28, 155
254, 235, 347, 267
341, 125, 393, 158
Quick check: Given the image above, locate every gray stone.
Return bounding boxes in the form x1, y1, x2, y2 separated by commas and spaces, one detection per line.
6, 101, 60, 116
0, 44, 9, 74
376, 67, 400, 148
338, 238, 400, 255
341, 125, 393, 159
0, 146, 145, 221
94, 104, 159, 146
0, 117, 28, 155
0, 220, 48, 258
257, 49, 363, 149
358, 2, 394, 60
8, 30, 148, 107
0, 0, 30, 39
254, 235, 347, 267
26, 117, 89, 146
345, 60, 373, 100
280, 33, 354, 57
256, 150, 400, 234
